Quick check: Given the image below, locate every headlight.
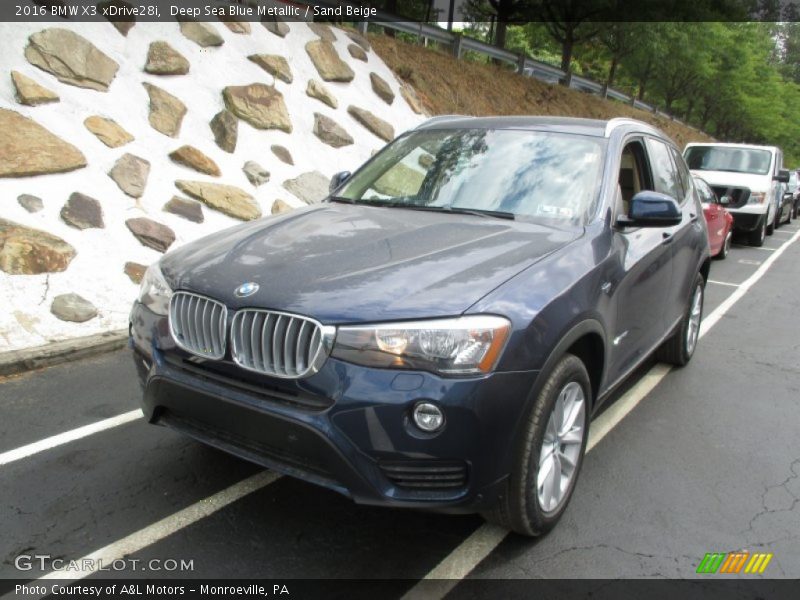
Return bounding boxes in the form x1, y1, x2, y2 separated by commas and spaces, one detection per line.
137, 262, 173, 316
748, 191, 767, 204
331, 315, 511, 375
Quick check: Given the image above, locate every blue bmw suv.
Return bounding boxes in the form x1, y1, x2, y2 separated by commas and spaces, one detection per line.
130, 116, 710, 536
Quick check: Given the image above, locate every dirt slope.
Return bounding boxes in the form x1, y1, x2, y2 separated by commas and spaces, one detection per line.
371, 35, 713, 149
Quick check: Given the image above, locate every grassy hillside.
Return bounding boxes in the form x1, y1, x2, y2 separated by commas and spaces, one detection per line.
371, 34, 714, 149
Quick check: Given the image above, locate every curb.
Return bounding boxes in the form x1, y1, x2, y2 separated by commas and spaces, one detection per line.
0, 329, 129, 378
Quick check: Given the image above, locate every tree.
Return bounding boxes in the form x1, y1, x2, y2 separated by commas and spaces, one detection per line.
532, 0, 601, 77
462, 0, 535, 49
595, 22, 643, 88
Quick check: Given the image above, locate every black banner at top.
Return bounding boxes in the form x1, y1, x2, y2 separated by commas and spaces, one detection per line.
3, 0, 800, 23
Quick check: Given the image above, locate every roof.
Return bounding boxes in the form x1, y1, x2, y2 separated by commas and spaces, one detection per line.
684, 142, 779, 152
414, 115, 665, 139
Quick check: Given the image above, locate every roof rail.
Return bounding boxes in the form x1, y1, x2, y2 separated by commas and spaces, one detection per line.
604, 118, 643, 136
415, 114, 468, 128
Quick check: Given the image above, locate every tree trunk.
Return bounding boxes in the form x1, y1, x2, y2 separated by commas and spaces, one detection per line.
606, 56, 619, 88
684, 99, 695, 123
385, 0, 397, 37
637, 58, 653, 100
494, 20, 508, 49
560, 28, 574, 83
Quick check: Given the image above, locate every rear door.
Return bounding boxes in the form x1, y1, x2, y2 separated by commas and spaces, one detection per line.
654, 140, 706, 328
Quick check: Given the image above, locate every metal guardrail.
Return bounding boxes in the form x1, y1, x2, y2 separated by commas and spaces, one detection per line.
368, 20, 700, 132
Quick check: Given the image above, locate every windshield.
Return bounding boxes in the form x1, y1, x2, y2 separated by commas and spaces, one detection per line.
335, 129, 606, 223
684, 146, 773, 175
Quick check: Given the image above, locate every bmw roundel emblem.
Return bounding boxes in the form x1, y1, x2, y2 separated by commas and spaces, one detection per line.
234, 282, 259, 298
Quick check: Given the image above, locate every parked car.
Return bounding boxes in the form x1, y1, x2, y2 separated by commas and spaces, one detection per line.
684, 143, 790, 246
694, 176, 734, 259
776, 179, 794, 228
788, 170, 800, 220
130, 117, 711, 537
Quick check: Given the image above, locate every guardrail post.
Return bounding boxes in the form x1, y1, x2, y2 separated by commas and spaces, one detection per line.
630, 95, 637, 107
517, 53, 526, 75
564, 71, 573, 88
601, 83, 609, 99
452, 34, 463, 59
357, 21, 368, 35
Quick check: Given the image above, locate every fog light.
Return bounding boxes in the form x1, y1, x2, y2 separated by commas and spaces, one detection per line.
413, 402, 444, 432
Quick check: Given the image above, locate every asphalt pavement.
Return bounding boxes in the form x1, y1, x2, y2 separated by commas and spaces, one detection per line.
1, 223, 798, 591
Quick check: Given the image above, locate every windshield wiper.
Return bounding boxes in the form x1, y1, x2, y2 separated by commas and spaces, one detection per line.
328, 196, 356, 204
447, 207, 515, 220
336, 198, 516, 220
407, 205, 516, 220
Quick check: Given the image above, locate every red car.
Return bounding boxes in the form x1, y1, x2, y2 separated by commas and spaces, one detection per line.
694, 176, 734, 259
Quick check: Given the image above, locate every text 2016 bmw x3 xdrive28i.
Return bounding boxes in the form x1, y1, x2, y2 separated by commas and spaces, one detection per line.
130, 117, 710, 536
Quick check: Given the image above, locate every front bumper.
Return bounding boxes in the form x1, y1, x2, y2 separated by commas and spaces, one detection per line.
728, 210, 765, 232
130, 302, 538, 512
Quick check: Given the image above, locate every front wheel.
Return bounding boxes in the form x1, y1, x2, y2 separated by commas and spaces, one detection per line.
656, 273, 705, 366
482, 354, 590, 537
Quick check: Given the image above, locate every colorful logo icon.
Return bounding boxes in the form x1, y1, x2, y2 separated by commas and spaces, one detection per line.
696, 551, 773, 574
234, 282, 259, 298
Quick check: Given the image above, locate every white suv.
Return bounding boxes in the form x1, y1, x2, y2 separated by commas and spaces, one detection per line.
684, 143, 790, 246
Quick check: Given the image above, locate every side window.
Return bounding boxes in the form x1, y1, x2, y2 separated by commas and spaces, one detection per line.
696, 180, 715, 204
669, 146, 694, 206
645, 138, 682, 201
616, 139, 651, 217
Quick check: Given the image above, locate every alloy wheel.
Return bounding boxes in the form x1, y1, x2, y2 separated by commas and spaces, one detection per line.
537, 381, 586, 514
685, 284, 703, 356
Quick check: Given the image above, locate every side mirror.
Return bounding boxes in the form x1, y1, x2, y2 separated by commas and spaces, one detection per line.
774, 169, 790, 183
621, 191, 682, 227
329, 171, 351, 193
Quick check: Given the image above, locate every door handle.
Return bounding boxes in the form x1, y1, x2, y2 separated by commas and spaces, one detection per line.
662, 232, 674, 244
689, 213, 698, 222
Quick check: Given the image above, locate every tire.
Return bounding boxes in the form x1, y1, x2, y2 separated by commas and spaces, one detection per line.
766, 214, 774, 235
716, 231, 732, 260
656, 273, 705, 367
749, 217, 766, 247
482, 354, 590, 537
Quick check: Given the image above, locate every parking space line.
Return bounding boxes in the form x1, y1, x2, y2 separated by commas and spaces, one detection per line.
402, 226, 800, 599
732, 245, 776, 251
0, 410, 142, 467
707, 280, 740, 288
36, 471, 281, 581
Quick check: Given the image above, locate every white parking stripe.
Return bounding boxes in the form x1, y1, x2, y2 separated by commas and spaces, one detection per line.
732, 245, 776, 251
0, 410, 142, 467
707, 280, 740, 288
402, 227, 800, 598
36, 471, 281, 581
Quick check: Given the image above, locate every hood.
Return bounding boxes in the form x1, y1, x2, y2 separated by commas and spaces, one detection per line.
690, 169, 770, 192
160, 203, 581, 324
